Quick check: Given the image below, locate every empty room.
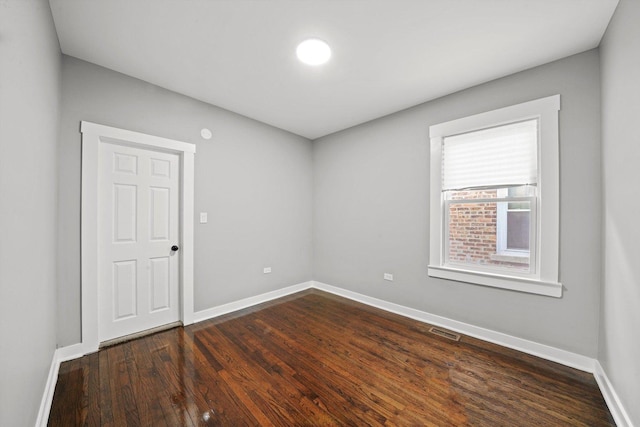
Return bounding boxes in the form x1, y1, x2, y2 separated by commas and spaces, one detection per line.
1, 0, 638, 425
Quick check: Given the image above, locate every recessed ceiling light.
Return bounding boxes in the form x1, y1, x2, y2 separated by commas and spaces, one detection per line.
296, 38, 331, 66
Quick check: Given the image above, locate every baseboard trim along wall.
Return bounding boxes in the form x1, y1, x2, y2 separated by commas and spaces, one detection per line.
45, 280, 631, 427
36, 343, 85, 427
312, 281, 595, 372
35, 351, 59, 427
193, 281, 314, 323
594, 361, 633, 427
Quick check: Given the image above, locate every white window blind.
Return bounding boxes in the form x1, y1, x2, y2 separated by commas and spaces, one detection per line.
442, 119, 538, 191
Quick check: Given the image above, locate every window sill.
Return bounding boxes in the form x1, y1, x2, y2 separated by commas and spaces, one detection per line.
428, 265, 562, 298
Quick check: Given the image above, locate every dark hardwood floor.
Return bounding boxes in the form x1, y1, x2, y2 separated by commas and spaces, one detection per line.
49, 289, 614, 426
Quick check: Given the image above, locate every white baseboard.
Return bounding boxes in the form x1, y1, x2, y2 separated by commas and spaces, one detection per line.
312, 281, 596, 373
35, 343, 85, 427
193, 281, 313, 323
55, 343, 86, 363
594, 361, 634, 427
35, 350, 60, 427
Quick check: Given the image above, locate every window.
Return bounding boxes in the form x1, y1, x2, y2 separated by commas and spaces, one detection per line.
428, 95, 561, 297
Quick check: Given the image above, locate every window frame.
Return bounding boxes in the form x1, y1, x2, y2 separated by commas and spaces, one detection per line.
428, 95, 562, 297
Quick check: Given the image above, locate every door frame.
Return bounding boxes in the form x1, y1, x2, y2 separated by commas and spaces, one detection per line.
80, 121, 195, 353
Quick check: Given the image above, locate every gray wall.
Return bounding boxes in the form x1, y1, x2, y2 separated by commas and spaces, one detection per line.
57, 56, 313, 346
313, 50, 602, 357
599, 0, 640, 424
0, 0, 61, 425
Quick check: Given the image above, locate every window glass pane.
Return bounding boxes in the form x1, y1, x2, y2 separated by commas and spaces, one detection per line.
507, 186, 531, 197
507, 186, 533, 210
447, 198, 530, 271
506, 210, 530, 250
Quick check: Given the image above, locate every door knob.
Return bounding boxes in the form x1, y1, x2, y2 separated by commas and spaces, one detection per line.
171, 245, 179, 252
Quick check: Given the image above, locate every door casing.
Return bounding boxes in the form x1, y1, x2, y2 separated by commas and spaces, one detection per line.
81, 121, 195, 353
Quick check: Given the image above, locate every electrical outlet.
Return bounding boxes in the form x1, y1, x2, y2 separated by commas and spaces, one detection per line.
384, 273, 394, 281
263, 267, 272, 274
199, 212, 208, 223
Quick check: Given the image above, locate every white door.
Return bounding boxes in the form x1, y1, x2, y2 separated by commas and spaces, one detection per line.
98, 142, 180, 343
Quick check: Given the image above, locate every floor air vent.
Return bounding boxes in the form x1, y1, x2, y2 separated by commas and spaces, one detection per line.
428, 327, 461, 341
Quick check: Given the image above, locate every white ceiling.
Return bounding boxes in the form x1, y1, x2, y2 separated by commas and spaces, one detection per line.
49, 0, 618, 140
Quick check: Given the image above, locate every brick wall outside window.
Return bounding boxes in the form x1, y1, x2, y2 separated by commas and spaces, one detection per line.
447, 190, 528, 270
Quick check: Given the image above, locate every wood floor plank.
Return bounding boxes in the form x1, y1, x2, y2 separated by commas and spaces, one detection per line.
187, 331, 264, 425
83, 352, 101, 427
277, 297, 467, 414
221, 316, 376, 425
48, 290, 615, 426
214, 327, 340, 424
48, 359, 83, 426
126, 337, 170, 427
251, 300, 464, 425
144, 334, 197, 427
154, 327, 263, 426
97, 349, 114, 427
215, 315, 344, 425
107, 344, 141, 426
250, 312, 411, 417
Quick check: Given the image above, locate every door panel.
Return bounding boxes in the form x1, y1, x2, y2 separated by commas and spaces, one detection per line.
113, 152, 138, 174
99, 142, 180, 342
113, 260, 137, 319
113, 184, 137, 242
149, 257, 170, 312
149, 186, 170, 240
150, 157, 170, 177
